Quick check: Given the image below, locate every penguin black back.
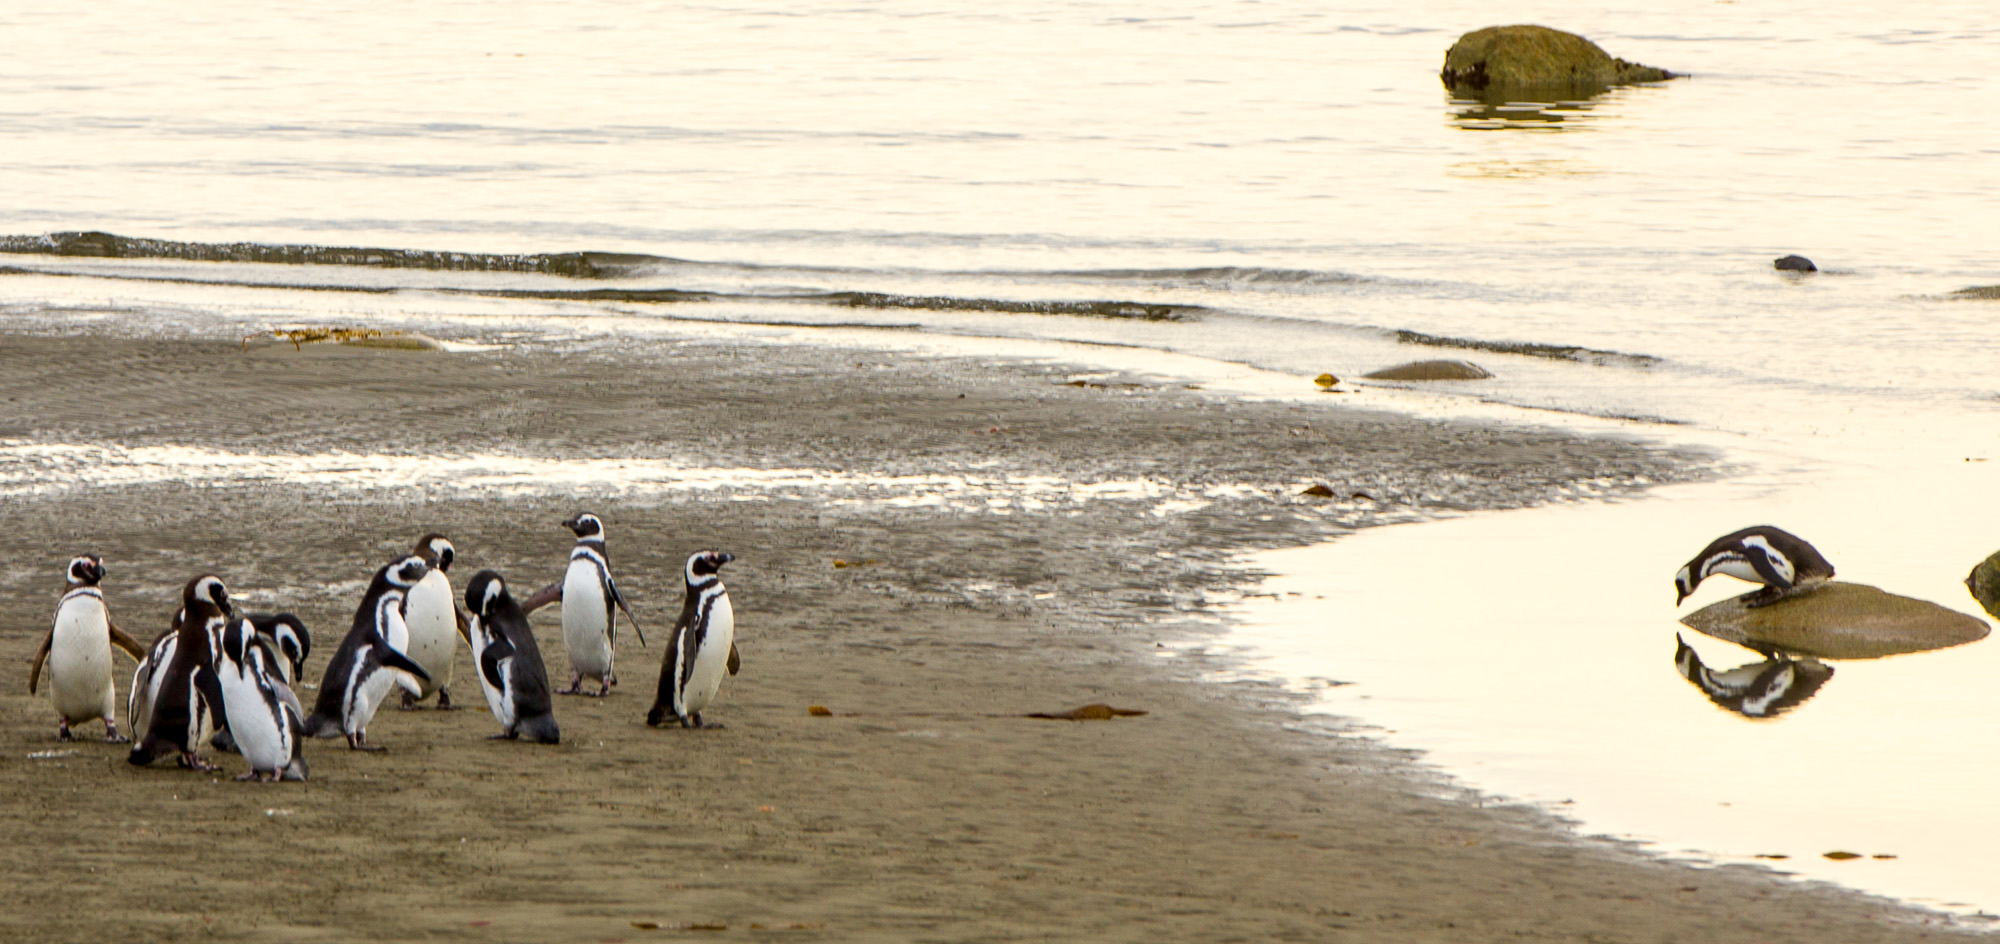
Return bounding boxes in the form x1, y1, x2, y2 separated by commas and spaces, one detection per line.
129, 575, 232, 768
464, 570, 559, 744
1675, 525, 1835, 606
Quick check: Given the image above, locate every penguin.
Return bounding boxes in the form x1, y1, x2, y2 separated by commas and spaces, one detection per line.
28, 554, 148, 742
399, 533, 461, 710
208, 613, 310, 756
1674, 526, 1835, 608
647, 550, 737, 729
521, 513, 647, 697
460, 570, 560, 744
215, 618, 309, 781
1673, 635, 1833, 719
129, 575, 233, 771
303, 555, 434, 751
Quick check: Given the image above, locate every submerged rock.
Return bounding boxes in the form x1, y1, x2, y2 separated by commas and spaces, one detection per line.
1440, 25, 1677, 97
1774, 254, 1817, 272
1680, 582, 1989, 660
1363, 359, 1493, 381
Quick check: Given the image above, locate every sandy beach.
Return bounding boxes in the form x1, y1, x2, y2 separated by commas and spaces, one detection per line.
0, 328, 1953, 942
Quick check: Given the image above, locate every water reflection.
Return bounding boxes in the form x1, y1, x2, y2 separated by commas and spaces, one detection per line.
1448, 91, 1604, 130
1673, 635, 1834, 719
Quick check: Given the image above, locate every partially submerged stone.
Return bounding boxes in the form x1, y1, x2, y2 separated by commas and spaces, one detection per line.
1964, 550, 2000, 618
1363, 359, 1492, 381
1440, 25, 1677, 99
1680, 582, 1989, 660
1774, 254, 1817, 272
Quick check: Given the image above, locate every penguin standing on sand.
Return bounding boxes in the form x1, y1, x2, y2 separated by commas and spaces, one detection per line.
522, 513, 647, 697
400, 533, 461, 710
303, 556, 434, 751
1674, 526, 1835, 608
648, 550, 738, 730
215, 618, 309, 781
209, 613, 310, 756
461, 571, 560, 744
129, 575, 233, 771
29, 554, 148, 742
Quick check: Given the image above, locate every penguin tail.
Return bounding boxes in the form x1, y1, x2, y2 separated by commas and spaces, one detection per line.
519, 713, 561, 745
282, 756, 310, 782
301, 712, 339, 739
645, 703, 669, 727
127, 737, 159, 766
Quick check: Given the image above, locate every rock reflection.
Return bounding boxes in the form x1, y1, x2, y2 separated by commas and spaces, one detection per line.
1448, 91, 1603, 130
1674, 635, 1834, 720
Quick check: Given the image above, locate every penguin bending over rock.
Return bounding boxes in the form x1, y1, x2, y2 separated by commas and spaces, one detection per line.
461, 571, 560, 744
303, 556, 433, 751
129, 575, 233, 771
216, 618, 309, 781
521, 513, 647, 697
29, 555, 147, 742
648, 550, 739, 730
1674, 526, 1835, 608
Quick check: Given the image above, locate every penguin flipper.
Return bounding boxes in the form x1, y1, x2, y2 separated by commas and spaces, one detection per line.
28, 628, 54, 695
606, 575, 647, 647
193, 664, 228, 734
479, 632, 514, 693
107, 617, 148, 662
454, 606, 473, 645
519, 582, 563, 614
377, 645, 434, 686
727, 642, 741, 677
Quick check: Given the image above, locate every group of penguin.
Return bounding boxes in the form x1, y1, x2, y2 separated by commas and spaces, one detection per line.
26, 513, 739, 782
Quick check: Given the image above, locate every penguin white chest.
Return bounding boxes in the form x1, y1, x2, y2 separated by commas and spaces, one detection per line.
403, 571, 457, 697
562, 561, 613, 679
680, 592, 734, 715
466, 617, 514, 728
1709, 558, 1769, 586
220, 662, 292, 773
49, 596, 116, 722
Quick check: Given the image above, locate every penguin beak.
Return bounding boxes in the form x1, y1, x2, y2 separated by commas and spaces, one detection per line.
718, 552, 736, 566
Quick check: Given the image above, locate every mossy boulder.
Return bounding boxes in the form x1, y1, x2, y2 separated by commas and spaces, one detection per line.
1680, 582, 1989, 660
1441, 25, 1677, 97
1363, 359, 1492, 381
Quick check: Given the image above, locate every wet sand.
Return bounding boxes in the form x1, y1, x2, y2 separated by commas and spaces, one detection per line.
0, 330, 1951, 941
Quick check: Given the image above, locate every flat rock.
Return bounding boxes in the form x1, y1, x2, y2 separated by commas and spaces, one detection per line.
1363, 359, 1492, 381
1773, 254, 1817, 272
1680, 581, 1989, 660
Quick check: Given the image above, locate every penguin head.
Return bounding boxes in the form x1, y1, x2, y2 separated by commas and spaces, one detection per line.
262, 614, 311, 680
1673, 564, 1697, 606
66, 554, 105, 586
465, 569, 508, 617
564, 513, 604, 540
385, 555, 431, 589
686, 549, 735, 582
415, 534, 455, 574
186, 574, 233, 617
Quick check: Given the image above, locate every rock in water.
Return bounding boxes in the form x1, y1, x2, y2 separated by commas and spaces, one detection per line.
1680, 582, 1989, 660
1363, 360, 1492, 381
1440, 25, 1677, 96
1964, 550, 2000, 618
1774, 254, 1817, 272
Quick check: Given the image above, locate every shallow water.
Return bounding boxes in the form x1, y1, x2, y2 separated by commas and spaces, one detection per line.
3, 0, 1999, 916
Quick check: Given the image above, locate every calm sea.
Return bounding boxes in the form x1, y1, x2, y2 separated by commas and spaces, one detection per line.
4, 0, 1999, 917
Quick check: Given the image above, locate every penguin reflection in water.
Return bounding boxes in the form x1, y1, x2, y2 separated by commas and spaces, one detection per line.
460, 571, 560, 744
648, 551, 741, 730
28, 555, 148, 742
1673, 635, 1833, 719
521, 513, 648, 697
1674, 526, 1835, 609
303, 556, 434, 751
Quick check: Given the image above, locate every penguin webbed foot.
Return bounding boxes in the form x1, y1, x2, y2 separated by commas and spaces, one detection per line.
398, 691, 422, 711
345, 733, 386, 752
436, 686, 457, 711
557, 674, 584, 696
104, 722, 129, 744
684, 713, 723, 730
1742, 586, 1788, 609
56, 722, 74, 742
234, 770, 279, 783
178, 753, 219, 772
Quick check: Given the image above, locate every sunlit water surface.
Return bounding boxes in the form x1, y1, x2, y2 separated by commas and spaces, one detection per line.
4, 0, 2000, 917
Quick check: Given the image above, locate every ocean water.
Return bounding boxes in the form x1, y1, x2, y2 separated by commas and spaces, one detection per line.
4, 0, 1999, 917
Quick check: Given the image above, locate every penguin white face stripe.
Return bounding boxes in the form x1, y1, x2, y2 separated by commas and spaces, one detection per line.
483, 578, 505, 612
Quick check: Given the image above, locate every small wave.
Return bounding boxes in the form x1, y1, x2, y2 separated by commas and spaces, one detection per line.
0, 231, 668, 279
1041, 265, 1367, 287
808, 291, 1197, 321
1392, 328, 1662, 368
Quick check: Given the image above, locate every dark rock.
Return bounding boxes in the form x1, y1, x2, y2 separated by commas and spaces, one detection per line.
1774, 254, 1817, 272
1440, 25, 1677, 96
1680, 582, 1989, 660
1363, 360, 1493, 381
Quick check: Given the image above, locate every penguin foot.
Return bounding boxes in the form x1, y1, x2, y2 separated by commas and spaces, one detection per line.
1742, 586, 1788, 609
398, 692, 422, 711
234, 770, 278, 783
595, 683, 613, 698
56, 722, 74, 742
557, 674, 584, 696
487, 732, 520, 740
104, 722, 130, 744
345, 733, 386, 752
178, 753, 219, 772
683, 713, 724, 730
436, 687, 457, 711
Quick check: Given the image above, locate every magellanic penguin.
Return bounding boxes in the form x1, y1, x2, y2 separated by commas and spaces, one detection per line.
647, 550, 738, 729
303, 555, 434, 751
1674, 526, 1835, 608
400, 533, 461, 710
521, 513, 648, 697
1673, 635, 1833, 719
461, 571, 560, 744
29, 554, 148, 742
129, 575, 233, 771
208, 613, 310, 756
216, 618, 310, 781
